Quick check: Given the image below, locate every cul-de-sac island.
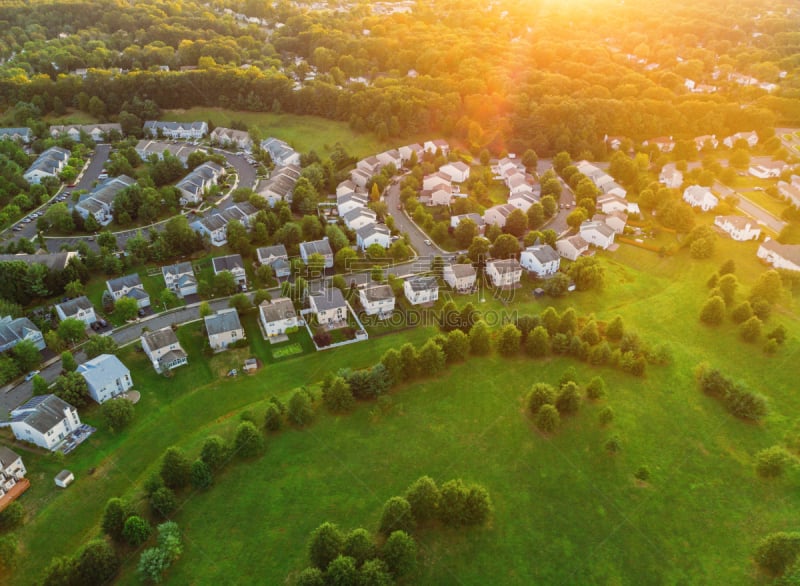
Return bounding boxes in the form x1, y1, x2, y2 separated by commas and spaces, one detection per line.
0, 0, 798, 584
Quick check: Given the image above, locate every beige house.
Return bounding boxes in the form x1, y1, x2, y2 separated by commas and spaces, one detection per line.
309, 289, 349, 326
443, 264, 477, 293
259, 297, 300, 338
486, 259, 522, 288
204, 308, 245, 352
359, 284, 395, 318
141, 328, 188, 372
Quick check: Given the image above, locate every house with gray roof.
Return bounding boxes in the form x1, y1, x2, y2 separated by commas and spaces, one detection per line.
162, 262, 197, 297
0, 446, 28, 509
261, 137, 300, 166
210, 127, 252, 151
55, 296, 97, 326
309, 288, 348, 326
50, 123, 122, 142
300, 238, 334, 268
75, 175, 135, 226
141, 328, 188, 372
359, 284, 395, 318
135, 139, 200, 163
259, 297, 299, 338
757, 238, 800, 272
0, 316, 45, 352
257, 245, 291, 279
77, 354, 133, 403
23, 146, 70, 184
579, 220, 616, 249
483, 203, 517, 228
177, 161, 225, 206
0, 127, 32, 144
486, 258, 523, 288
450, 213, 485, 232
403, 276, 439, 305
192, 214, 228, 246
1, 395, 82, 451
212, 254, 247, 288
107, 274, 150, 308
0, 251, 77, 271
144, 120, 208, 140
356, 223, 392, 250
204, 308, 245, 351
443, 264, 477, 293
520, 242, 560, 277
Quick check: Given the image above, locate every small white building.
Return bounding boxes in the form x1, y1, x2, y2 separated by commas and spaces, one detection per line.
299, 238, 334, 269
106, 274, 150, 308
659, 163, 683, 189
0, 446, 28, 507
486, 259, 523, 288
309, 289, 349, 326
212, 254, 247, 288
204, 308, 245, 352
556, 235, 590, 261
714, 215, 761, 241
579, 220, 616, 249
443, 264, 477, 293
259, 297, 299, 338
403, 276, 439, 305
756, 239, 800, 272
54, 470, 75, 488
520, 243, 560, 277
682, 185, 718, 211
2, 395, 82, 451
162, 262, 197, 298
55, 296, 96, 327
439, 161, 470, 183
141, 328, 188, 372
356, 223, 392, 250
77, 354, 133, 404
359, 284, 396, 318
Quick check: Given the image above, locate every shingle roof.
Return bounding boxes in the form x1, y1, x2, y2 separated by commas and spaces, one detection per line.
488, 258, 521, 273
107, 273, 143, 293
162, 262, 194, 279
310, 288, 347, 311
448, 264, 476, 278
300, 239, 333, 257
77, 354, 130, 390
362, 284, 394, 301
56, 296, 94, 317
525, 244, 559, 263
259, 297, 296, 322
10, 394, 74, 434
212, 254, 244, 273
204, 309, 243, 336
142, 328, 179, 351
406, 276, 438, 291
0, 446, 20, 468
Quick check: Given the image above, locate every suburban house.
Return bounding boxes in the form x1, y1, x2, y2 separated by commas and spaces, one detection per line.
593, 212, 627, 234
376, 149, 403, 169
210, 127, 252, 151
261, 137, 301, 166
0, 316, 45, 352
520, 243, 560, 277
300, 238, 334, 269
359, 284, 396, 318
683, 185, 719, 211
0, 127, 32, 143
337, 192, 369, 216
141, 328, 188, 372
350, 168, 372, 189
336, 180, 361, 197
143, 120, 208, 140
135, 140, 200, 163
749, 161, 787, 179
0, 251, 77, 272
177, 161, 226, 206
212, 254, 247, 288
659, 163, 683, 188
76, 354, 133, 404
423, 171, 453, 191
0, 446, 28, 510
507, 172, 533, 194
3, 395, 82, 451
757, 239, 800, 272
450, 213, 484, 232
508, 190, 538, 212
255, 167, 299, 207
483, 203, 517, 228
309, 288, 349, 326
356, 155, 383, 176
343, 207, 377, 231
75, 175, 135, 226
23, 146, 70, 184
162, 262, 197, 298
494, 157, 522, 178
106, 274, 150, 308
443, 264, 477, 292
439, 161, 471, 183
193, 214, 228, 246
643, 136, 675, 152
723, 131, 758, 149
55, 296, 97, 327
423, 139, 450, 156
256, 245, 291, 279
694, 135, 719, 150
556, 235, 590, 261
778, 180, 800, 208
426, 183, 453, 206
580, 220, 616, 249
403, 276, 439, 305
259, 297, 300, 338
486, 258, 523, 288
714, 215, 761, 241
356, 223, 392, 250
50, 123, 122, 142
399, 143, 424, 163
204, 308, 245, 351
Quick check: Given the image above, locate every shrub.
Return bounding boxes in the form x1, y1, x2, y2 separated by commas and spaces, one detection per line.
200, 435, 229, 470
264, 404, 283, 431
755, 532, 800, 575
381, 531, 417, 577
605, 434, 622, 454
756, 446, 795, 479
586, 376, 606, 400
598, 406, 615, 426
535, 404, 560, 433
634, 466, 651, 482
190, 460, 212, 489
555, 382, 581, 414
699, 296, 725, 325
100, 398, 135, 432
160, 447, 191, 489
342, 528, 376, 567
0, 501, 23, 531
405, 476, 440, 524
149, 487, 177, 518
122, 516, 151, 547
528, 382, 556, 414
308, 522, 344, 570
288, 391, 314, 426
378, 496, 415, 536
233, 421, 265, 458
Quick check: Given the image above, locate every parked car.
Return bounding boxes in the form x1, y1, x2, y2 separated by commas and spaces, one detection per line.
24, 370, 41, 382
137, 308, 146, 317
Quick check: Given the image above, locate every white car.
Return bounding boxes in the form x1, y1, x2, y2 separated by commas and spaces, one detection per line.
24, 370, 41, 381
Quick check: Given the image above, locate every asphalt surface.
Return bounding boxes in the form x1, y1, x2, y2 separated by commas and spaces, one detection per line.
383, 176, 446, 262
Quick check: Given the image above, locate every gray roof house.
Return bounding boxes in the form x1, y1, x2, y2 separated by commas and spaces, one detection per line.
23, 146, 70, 184
403, 276, 439, 305
0, 316, 45, 352
257, 245, 291, 279
1, 395, 82, 451
261, 137, 301, 166
212, 254, 247, 287
162, 262, 197, 298
77, 354, 133, 403
299, 238, 334, 269
143, 120, 208, 140
0, 127, 32, 143
141, 328, 188, 372
309, 288, 348, 326
204, 308, 245, 352
75, 175, 135, 226
55, 296, 97, 326
106, 274, 150, 308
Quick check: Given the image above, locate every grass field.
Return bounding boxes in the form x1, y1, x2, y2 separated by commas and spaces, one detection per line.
161, 108, 408, 159
5, 240, 800, 585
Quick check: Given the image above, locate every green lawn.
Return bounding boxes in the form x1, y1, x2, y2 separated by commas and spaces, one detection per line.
6, 241, 800, 585
162, 108, 397, 159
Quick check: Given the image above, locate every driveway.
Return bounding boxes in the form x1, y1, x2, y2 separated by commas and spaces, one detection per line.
384, 178, 444, 262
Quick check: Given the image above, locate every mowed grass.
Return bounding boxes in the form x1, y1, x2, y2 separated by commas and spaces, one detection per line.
162, 107, 401, 159
8, 239, 800, 585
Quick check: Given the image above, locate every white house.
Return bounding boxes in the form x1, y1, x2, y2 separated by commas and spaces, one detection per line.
210, 127, 252, 151
486, 258, 523, 288
450, 213, 485, 232
593, 212, 627, 235
336, 180, 361, 197
556, 235, 590, 261
107, 274, 150, 308
204, 308, 245, 351
343, 207, 377, 231
299, 238, 334, 269
508, 190, 537, 212
757, 239, 800, 272
3, 395, 82, 451
357, 223, 392, 250
77, 354, 133, 404
580, 220, 616, 249
723, 131, 758, 149
520, 243, 560, 277
177, 161, 225, 206
443, 264, 477, 293
683, 185, 718, 211
143, 120, 208, 140
0, 127, 32, 144
428, 183, 453, 206
55, 296, 96, 327
309, 288, 349, 326
212, 254, 247, 288
50, 123, 121, 142
162, 262, 197, 298
141, 328, 188, 372
75, 175, 136, 226
483, 203, 517, 228
135, 139, 200, 163
423, 139, 450, 155
403, 276, 439, 305
359, 284, 396, 318
23, 146, 70, 184
261, 137, 300, 166
256, 245, 291, 279
376, 149, 403, 169
0, 446, 28, 508
357, 155, 382, 176
399, 143, 424, 163
749, 162, 786, 179
337, 192, 368, 216
439, 161, 470, 183
350, 168, 372, 189
259, 297, 299, 338
423, 171, 453, 191
0, 316, 45, 352
659, 163, 683, 189
714, 215, 761, 241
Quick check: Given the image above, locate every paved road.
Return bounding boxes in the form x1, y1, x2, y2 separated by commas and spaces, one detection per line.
713, 180, 787, 234
384, 177, 446, 260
